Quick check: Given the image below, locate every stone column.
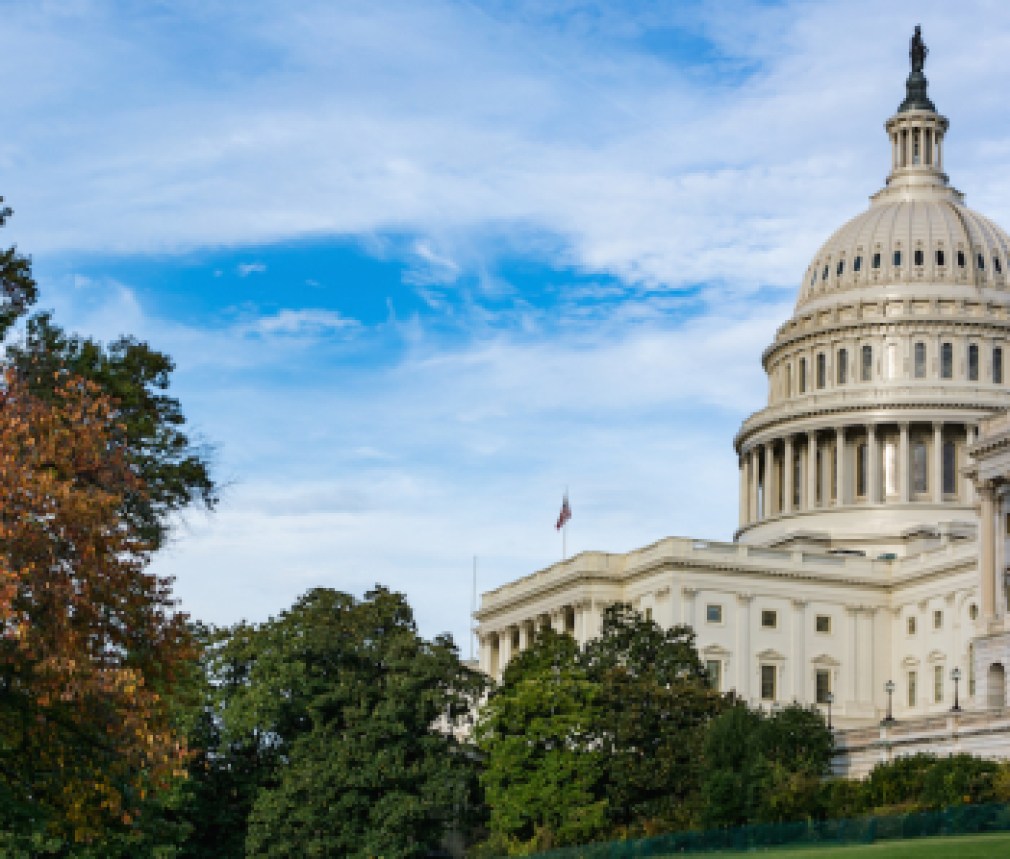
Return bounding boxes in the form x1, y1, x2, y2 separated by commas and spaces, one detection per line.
846, 608, 859, 707
749, 449, 760, 521
764, 443, 774, 517
807, 431, 818, 509
518, 622, 530, 651
899, 422, 910, 503
480, 635, 493, 676
792, 599, 807, 702
981, 483, 997, 627
736, 594, 753, 700
868, 423, 880, 503
783, 436, 794, 515
933, 422, 944, 502
835, 426, 846, 506
498, 627, 513, 677
739, 456, 748, 526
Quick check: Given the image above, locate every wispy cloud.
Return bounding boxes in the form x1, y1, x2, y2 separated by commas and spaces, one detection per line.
243, 308, 359, 338
237, 262, 267, 277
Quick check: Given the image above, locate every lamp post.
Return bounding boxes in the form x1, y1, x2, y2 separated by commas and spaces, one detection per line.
826, 692, 834, 730
882, 679, 896, 725
951, 667, 962, 713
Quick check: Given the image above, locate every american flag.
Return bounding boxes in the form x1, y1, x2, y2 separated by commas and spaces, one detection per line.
555, 493, 571, 530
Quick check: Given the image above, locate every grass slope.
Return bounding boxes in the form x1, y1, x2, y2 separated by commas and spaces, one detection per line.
678, 831, 1010, 858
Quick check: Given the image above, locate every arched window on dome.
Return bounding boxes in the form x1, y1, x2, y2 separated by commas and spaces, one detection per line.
936, 249, 945, 267
942, 440, 956, 495
912, 440, 928, 494
854, 255, 862, 272
914, 249, 924, 266
996, 257, 1003, 274
872, 253, 881, 269
861, 344, 872, 381
957, 250, 966, 268
837, 349, 848, 384
995, 347, 1004, 384
969, 344, 979, 381
914, 342, 926, 379
941, 342, 953, 379
822, 265, 829, 281
978, 253, 986, 271
893, 250, 902, 267
816, 353, 826, 389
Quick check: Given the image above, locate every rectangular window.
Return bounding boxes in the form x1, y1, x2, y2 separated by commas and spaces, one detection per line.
760, 664, 776, 701
815, 614, 831, 633
705, 659, 722, 691
872, 252, 881, 269
706, 604, 723, 624
934, 665, 944, 703
933, 609, 943, 629
941, 342, 953, 379
893, 250, 902, 267
837, 349, 848, 384
942, 440, 956, 495
816, 669, 831, 704
761, 610, 777, 629
856, 443, 868, 496
995, 347, 1004, 384
907, 616, 917, 635
936, 249, 945, 266
908, 671, 917, 707
817, 353, 826, 389
969, 343, 979, 381
912, 440, 928, 493
793, 453, 802, 508
861, 344, 872, 381
914, 342, 926, 378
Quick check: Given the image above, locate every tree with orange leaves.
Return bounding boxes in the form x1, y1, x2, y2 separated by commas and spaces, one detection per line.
0, 369, 193, 847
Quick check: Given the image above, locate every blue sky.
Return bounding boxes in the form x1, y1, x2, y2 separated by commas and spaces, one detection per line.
7, 0, 1010, 652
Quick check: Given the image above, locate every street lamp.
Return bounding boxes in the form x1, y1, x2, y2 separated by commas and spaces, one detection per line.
951, 667, 962, 713
825, 692, 834, 730
882, 679, 896, 725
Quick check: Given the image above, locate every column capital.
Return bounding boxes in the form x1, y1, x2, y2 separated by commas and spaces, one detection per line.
791, 599, 808, 610
737, 592, 754, 605
681, 586, 698, 598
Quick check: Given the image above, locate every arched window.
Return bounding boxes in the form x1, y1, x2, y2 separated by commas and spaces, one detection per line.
872, 252, 881, 269
941, 342, 953, 379
995, 347, 1004, 384
861, 344, 872, 381
969, 343, 979, 381
936, 249, 945, 266
836, 260, 844, 276
837, 349, 848, 384
996, 257, 1003, 274
942, 440, 956, 495
816, 353, 826, 389
914, 342, 926, 378
978, 253, 986, 271
957, 250, 966, 268
854, 255, 863, 272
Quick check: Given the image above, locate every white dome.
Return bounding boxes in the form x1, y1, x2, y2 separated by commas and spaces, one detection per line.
797, 197, 1010, 310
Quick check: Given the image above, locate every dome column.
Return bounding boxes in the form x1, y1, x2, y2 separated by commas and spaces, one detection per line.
806, 431, 818, 510
868, 423, 880, 503
835, 427, 847, 506
739, 456, 748, 525
932, 422, 944, 503
899, 422, 910, 503
783, 435, 794, 514
749, 449, 760, 520
764, 443, 774, 517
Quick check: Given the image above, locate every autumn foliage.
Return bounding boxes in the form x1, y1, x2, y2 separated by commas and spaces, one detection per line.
0, 370, 192, 842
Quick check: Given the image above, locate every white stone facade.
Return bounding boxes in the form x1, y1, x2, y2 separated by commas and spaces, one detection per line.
474, 40, 1010, 769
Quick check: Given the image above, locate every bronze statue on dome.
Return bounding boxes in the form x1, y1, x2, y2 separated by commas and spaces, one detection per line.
910, 25, 927, 73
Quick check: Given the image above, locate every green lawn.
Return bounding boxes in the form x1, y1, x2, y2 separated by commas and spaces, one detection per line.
675, 831, 1010, 858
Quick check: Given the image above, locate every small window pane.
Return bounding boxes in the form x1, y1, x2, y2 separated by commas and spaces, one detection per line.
936, 249, 945, 266
957, 250, 966, 268
914, 342, 926, 378
760, 664, 776, 701
893, 250, 902, 267
914, 249, 924, 266
942, 441, 956, 494
969, 344, 979, 381
815, 615, 831, 634
933, 609, 943, 629
705, 659, 722, 691
861, 344, 872, 381
816, 670, 831, 704
836, 260, 844, 276
854, 255, 862, 272
912, 441, 928, 493
941, 342, 953, 379
907, 616, 917, 635
872, 252, 881, 269
706, 604, 723, 624
761, 610, 777, 629
995, 347, 1004, 384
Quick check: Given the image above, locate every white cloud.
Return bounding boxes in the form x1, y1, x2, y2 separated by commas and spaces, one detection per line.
244, 308, 359, 337
237, 262, 267, 277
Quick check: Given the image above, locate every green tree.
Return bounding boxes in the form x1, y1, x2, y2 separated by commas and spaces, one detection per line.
583, 605, 724, 833
477, 629, 606, 854
198, 587, 485, 859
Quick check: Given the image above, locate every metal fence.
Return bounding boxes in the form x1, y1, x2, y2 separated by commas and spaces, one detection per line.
530, 802, 1010, 857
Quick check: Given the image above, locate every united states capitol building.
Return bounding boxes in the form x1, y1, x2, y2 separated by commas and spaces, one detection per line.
474, 31, 1010, 773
